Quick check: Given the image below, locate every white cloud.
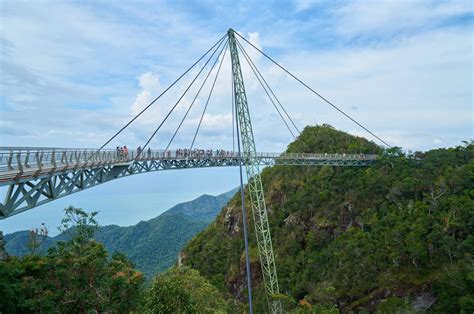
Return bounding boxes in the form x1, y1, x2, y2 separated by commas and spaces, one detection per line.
139, 72, 162, 93
334, 1, 473, 38
199, 113, 232, 131
247, 32, 262, 50
131, 72, 161, 115
268, 26, 472, 150
0, 1, 471, 153
294, 0, 320, 12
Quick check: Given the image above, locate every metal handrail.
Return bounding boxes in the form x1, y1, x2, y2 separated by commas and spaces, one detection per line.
0, 148, 378, 173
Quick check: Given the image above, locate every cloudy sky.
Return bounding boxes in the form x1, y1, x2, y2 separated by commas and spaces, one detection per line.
1, 0, 473, 234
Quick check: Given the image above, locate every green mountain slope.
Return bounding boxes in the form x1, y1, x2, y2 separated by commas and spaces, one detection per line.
5, 188, 236, 278
182, 125, 473, 313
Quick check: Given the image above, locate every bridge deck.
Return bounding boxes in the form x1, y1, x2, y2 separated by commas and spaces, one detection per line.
0, 148, 377, 218
0, 148, 377, 185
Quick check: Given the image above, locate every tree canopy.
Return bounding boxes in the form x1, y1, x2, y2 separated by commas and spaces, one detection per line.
0, 207, 144, 313
143, 266, 229, 313
183, 125, 474, 312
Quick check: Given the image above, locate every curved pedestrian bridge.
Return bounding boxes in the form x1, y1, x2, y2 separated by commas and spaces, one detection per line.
0, 147, 377, 219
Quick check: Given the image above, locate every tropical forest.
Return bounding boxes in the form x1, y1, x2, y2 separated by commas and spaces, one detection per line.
1, 125, 472, 313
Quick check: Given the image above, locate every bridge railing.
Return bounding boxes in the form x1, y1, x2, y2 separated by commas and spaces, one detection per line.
0, 148, 237, 172
259, 152, 378, 160
0, 147, 377, 174
0, 148, 116, 173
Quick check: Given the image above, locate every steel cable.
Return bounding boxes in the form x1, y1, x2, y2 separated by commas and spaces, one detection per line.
99, 34, 227, 150
164, 42, 229, 153
235, 74, 254, 312
189, 39, 228, 150
235, 40, 297, 139
234, 32, 391, 147
138, 37, 226, 156
236, 38, 300, 136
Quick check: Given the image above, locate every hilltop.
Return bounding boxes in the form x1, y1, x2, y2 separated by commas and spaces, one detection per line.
182, 125, 473, 312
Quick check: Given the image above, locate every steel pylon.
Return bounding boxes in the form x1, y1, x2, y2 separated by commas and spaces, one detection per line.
228, 29, 282, 313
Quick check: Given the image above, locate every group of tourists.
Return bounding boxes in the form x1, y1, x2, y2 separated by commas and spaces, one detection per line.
116, 146, 129, 159
215, 149, 236, 157
135, 146, 153, 158
115, 146, 237, 160
174, 148, 236, 158
176, 149, 210, 158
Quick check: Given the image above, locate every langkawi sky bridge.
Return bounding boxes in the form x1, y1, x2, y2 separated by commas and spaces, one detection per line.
0, 29, 390, 313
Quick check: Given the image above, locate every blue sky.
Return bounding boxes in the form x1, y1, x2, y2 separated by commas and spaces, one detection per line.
1, 0, 473, 234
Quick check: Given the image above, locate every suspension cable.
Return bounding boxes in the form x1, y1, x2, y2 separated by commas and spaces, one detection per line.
189, 39, 228, 150
99, 34, 227, 150
138, 38, 226, 156
234, 32, 391, 147
164, 42, 229, 152
235, 74, 254, 313
236, 38, 301, 135
235, 40, 296, 139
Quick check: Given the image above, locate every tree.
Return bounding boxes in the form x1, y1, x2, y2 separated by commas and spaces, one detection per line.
144, 266, 228, 313
0, 207, 145, 313
48, 207, 144, 312
27, 223, 48, 255
58, 205, 99, 243
0, 231, 7, 261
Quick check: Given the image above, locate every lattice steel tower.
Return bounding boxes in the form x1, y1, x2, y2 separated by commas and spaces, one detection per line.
228, 28, 281, 313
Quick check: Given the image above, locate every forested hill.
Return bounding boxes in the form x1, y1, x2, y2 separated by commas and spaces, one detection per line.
5, 188, 237, 278
182, 125, 474, 313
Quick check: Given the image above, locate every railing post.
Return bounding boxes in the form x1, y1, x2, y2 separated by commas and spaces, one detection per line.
7, 151, 13, 171
16, 152, 23, 175
35, 151, 41, 173
73, 150, 78, 167
51, 150, 56, 172
83, 150, 87, 167
39, 151, 44, 170
62, 151, 68, 167
24, 151, 30, 168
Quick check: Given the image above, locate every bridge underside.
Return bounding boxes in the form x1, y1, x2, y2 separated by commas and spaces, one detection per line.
0, 155, 375, 219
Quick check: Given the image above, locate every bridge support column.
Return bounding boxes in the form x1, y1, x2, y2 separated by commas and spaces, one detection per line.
228, 28, 281, 313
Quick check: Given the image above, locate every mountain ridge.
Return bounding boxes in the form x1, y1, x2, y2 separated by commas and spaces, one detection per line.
4, 187, 238, 278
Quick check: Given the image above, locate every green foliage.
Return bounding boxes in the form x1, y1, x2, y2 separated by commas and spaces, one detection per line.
27, 223, 48, 255
58, 205, 98, 243
376, 297, 412, 313
143, 266, 228, 313
5, 191, 235, 279
286, 124, 382, 154
432, 257, 474, 313
0, 207, 144, 313
182, 125, 474, 312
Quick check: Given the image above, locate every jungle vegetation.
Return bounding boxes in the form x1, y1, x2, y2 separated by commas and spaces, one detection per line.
1, 125, 472, 313
183, 125, 474, 313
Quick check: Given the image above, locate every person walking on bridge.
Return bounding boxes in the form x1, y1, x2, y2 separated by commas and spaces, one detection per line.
123, 146, 129, 160
137, 146, 142, 157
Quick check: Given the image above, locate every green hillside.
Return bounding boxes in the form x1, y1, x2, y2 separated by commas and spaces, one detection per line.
5, 188, 236, 278
182, 125, 474, 313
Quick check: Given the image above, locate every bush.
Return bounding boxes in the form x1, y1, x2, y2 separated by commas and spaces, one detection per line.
144, 266, 228, 313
